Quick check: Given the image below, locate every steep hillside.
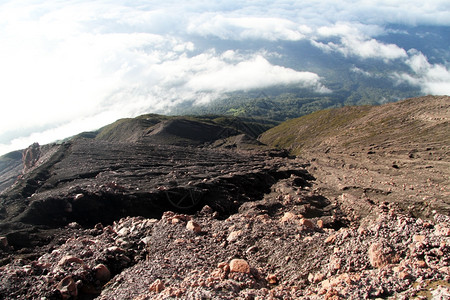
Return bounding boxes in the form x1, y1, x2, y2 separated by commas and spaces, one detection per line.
0, 151, 22, 193
79, 114, 274, 147
92, 114, 170, 142
260, 95, 450, 218
260, 95, 449, 156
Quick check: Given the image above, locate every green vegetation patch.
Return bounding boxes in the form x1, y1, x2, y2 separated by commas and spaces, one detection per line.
259, 105, 372, 155
414, 280, 450, 299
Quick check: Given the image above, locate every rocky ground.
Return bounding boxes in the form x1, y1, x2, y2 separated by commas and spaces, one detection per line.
0, 96, 448, 299
302, 144, 449, 223
259, 96, 450, 220
0, 139, 293, 252
0, 149, 449, 299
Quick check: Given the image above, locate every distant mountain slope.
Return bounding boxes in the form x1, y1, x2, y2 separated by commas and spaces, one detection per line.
92, 114, 170, 142
0, 151, 22, 193
80, 114, 274, 147
259, 95, 450, 155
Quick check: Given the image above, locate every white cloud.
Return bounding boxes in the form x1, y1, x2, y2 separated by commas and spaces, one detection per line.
0, 0, 449, 155
187, 15, 309, 41
394, 50, 450, 95
185, 54, 329, 93
341, 37, 407, 61
0, 111, 123, 156
0, 22, 328, 154
314, 23, 408, 61
350, 66, 372, 77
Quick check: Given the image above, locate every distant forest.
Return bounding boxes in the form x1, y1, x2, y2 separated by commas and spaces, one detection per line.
172, 80, 420, 123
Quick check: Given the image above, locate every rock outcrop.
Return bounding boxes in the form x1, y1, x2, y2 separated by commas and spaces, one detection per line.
22, 142, 41, 172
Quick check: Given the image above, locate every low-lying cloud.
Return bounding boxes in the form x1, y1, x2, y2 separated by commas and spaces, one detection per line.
187, 15, 309, 41
0, 0, 449, 155
394, 50, 450, 95
313, 23, 408, 61
185, 54, 329, 94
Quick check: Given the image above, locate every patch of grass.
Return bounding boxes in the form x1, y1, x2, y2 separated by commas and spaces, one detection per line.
0, 150, 22, 161
260, 105, 372, 154
79, 112, 277, 144
94, 115, 171, 141
414, 280, 450, 299
260, 96, 450, 155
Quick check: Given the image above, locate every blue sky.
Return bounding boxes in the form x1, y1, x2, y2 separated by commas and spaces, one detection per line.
0, 0, 449, 155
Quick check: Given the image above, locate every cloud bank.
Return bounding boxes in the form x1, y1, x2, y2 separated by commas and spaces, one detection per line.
395, 50, 450, 95
313, 23, 408, 61
0, 0, 449, 155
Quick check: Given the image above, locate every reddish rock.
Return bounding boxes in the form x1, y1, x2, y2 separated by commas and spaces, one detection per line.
368, 242, 399, 268
413, 235, 425, 243
227, 230, 243, 242
162, 211, 175, 220
186, 220, 202, 233
398, 271, 412, 280
308, 272, 325, 283
331, 258, 342, 270
171, 214, 192, 223
317, 219, 324, 229
174, 238, 186, 245
280, 212, 297, 223
22, 142, 40, 172
357, 227, 367, 235
266, 274, 278, 284
300, 218, 315, 229
57, 275, 78, 300
171, 218, 182, 224
439, 266, 450, 275
324, 288, 341, 300
149, 279, 165, 293
416, 260, 427, 268
229, 259, 250, 274
58, 256, 84, 267
434, 224, 450, 236
217, 261, 230, 274
106, 246, 125, 254
94, 264, 111, 283
325, 234, 337, 244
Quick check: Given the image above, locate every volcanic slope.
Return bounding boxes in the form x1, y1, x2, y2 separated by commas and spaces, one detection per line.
0, 115, 286, 251
260, 95, 450, 219
0, 150, 22, 193
89, 114, 273, 145
0, 96, 448, 299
